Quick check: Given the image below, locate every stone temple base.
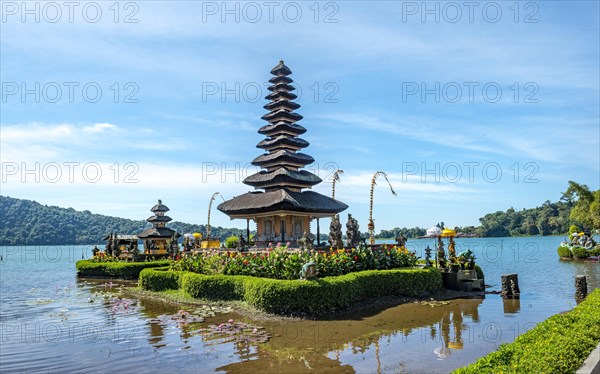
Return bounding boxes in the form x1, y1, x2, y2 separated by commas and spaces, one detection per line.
442, 270, 484, 292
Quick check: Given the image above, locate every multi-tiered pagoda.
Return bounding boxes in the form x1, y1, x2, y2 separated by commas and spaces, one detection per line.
218, 61, 348, 245
138, 199, 179, 255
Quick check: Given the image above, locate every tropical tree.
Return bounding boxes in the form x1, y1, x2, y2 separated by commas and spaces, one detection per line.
561, 181, 599, 230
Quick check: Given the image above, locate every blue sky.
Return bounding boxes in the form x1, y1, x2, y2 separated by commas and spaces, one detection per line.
1, 1, 599, 231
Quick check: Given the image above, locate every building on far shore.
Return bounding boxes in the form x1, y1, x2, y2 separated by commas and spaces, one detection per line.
138, 199, 179, 255
218, 61, 348, 246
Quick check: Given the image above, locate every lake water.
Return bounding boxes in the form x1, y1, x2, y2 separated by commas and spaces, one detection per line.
1, 237, 598, 373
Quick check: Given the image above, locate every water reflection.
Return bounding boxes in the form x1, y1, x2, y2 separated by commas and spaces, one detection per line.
1, 243, 598, 373
503, 298, 521, 314
191, 298, 486, 373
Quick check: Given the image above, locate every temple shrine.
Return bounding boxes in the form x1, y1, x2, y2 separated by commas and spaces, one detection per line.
138, 199, 179, 255
218, 61, 348, 245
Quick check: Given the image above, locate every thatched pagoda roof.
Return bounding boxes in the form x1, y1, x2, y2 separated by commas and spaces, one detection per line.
147, 215, 173, 223
268, 82, 295, 92
243, 168, 321, 189
251, 150, 314, 168
256, 135, 309, 151
269, 75, 293, 84
270, 60, 292, 76
103, 234, 138, 241
150, 199, 169, 212
218, 189, 348, 216
263, 100, 301, 112
138, 227, 179, 239
265, 91, 297, 101
261, 109, 303, 123
258, 121, 306, 136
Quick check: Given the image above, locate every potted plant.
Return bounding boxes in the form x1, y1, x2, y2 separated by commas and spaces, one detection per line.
450, 259, 461, 273
457, 250, 475, 270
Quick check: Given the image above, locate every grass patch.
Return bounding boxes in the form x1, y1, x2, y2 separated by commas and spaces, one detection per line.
453, 288, 600, 373
76, 260, 170, 279
140, 267, 442, 316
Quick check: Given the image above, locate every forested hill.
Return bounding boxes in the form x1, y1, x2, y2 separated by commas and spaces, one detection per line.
0, 194, 581, 245
377, 200, 573, 239
0, 196, 246, 245
478, 201, 572, 237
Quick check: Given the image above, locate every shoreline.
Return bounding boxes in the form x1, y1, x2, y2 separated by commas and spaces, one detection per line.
114, 280, 484, 322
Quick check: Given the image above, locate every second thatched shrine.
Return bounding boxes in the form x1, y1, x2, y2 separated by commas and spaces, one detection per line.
218, 61, 348, 245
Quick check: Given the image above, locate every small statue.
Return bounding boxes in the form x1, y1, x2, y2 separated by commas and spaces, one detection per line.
106, 233, 113, 257
112, 234, 121, 257
448, 236, 456, 261
346, 214, 361, 248
132, 243, 140, 262
329, 214, 343, 249
424, 246, 432, 266
299, 261, 317, 280
298, 231, 315, 250
395, 234, 407, 248
437, 236, 446, 268
237, 236, 247, 251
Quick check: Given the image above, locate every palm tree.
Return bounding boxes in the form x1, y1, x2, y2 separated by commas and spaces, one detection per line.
331, 169, 344, 199
206, 192, 221, 240
368, 171, 397, 244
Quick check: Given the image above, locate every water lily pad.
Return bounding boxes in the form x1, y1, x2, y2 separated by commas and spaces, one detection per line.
421, 300, 450, 307
198, 320, 271, 344
26, 298, 54, 305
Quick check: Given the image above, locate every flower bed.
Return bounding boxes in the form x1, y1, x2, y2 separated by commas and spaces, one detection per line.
76, 260, 171, 279
139, 266, 442, 316
171, 244, 418, 280
453, 288, 600, 374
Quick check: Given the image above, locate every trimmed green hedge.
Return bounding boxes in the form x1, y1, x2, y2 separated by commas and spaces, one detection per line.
572, 247, 592, 260
140, 267, 442, 316
558, 245, 573, 258
474, 264, 484, 281
139, 267, 184, 291
76, 260, 170, 279
454, 288, 600, 374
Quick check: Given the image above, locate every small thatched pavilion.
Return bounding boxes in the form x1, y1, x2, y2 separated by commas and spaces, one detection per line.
218, 61, 348, 245
138, 199, 179, 255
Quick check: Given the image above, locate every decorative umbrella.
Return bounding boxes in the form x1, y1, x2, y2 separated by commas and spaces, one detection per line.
427, 227, 442, 267
441, 228, 456, 237
427, 226, 442, 237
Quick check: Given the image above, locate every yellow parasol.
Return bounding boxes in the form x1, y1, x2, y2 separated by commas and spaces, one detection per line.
441, 229, 456, 237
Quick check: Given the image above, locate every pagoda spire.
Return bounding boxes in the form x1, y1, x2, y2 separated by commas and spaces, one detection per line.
242, 60, 319, 191
218, 61, 347, 222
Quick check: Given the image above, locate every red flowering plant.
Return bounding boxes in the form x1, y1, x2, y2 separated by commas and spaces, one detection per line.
170, 244, 418, 280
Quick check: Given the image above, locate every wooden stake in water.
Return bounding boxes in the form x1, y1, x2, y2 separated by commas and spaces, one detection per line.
575, 275, 587, 300
501, 274, 520, 299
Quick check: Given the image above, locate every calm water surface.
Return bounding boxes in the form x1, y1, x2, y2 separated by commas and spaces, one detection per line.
1, 237, 598, 373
